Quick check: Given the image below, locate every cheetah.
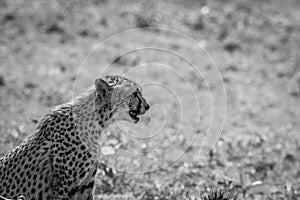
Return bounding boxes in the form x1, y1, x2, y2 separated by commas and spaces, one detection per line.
0, 75, 150, 200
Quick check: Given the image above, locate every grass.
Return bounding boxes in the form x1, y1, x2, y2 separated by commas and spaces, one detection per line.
0, 0, 300, 199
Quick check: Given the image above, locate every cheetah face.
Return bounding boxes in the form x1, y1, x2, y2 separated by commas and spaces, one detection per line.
115, 89, 150, 123
95, 75, 150, 123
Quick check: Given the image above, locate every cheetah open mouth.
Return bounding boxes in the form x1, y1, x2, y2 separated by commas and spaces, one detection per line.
129, 110, 140, 122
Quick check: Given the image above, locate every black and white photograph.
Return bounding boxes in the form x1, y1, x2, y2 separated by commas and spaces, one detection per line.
0, 0, 300, 199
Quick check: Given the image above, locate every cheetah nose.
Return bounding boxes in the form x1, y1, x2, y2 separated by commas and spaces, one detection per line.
145, 103, 150, 111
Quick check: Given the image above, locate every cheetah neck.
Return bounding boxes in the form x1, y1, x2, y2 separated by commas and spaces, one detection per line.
70, 90, 116, 160
71, 90, 116, 126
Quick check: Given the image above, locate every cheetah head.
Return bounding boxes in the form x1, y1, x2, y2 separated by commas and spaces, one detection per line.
94, 75, 150, 123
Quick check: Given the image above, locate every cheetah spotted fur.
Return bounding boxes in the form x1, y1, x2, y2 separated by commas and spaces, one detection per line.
0, 75, 150, 200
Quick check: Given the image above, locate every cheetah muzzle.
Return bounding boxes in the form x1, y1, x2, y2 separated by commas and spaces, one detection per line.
128, 102, 150, 122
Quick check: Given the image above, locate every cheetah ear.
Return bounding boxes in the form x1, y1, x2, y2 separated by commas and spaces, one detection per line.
94, 78, 111, 99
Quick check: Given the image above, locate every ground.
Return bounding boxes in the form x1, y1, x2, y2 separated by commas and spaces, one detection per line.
0, 0, 300, 199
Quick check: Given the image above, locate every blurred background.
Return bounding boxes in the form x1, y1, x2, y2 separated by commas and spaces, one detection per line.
0, 0, 300, 199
